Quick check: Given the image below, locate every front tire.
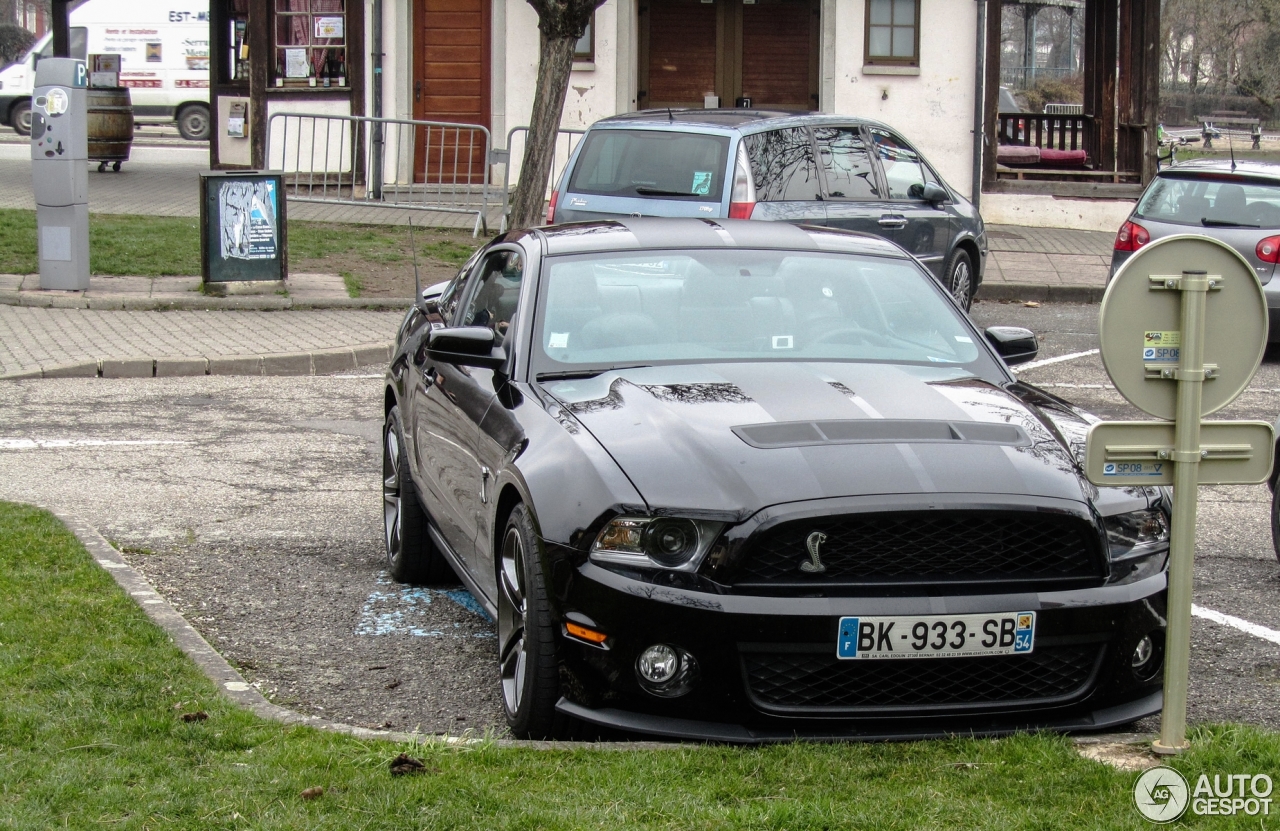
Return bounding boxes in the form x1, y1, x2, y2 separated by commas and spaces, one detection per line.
498, 504, 566, 739
11, 100, 31, 137
383, 405, 452, 584
1271, 484, 1279, 564
945, 248, 975, 311
176, 104, 210, 141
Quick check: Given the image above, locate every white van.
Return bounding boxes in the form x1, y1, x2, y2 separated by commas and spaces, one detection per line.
0, 0, 209, 139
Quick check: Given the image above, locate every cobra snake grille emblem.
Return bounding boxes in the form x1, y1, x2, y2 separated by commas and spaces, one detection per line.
800, 531, 828, 574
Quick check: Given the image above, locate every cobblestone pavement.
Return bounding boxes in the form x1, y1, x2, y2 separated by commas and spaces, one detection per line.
0, 306, 403, 377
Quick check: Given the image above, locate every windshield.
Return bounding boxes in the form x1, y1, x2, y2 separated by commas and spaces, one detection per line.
533, 250, 991, 376
1136, 174, 1280, 228
567, 130, 730, 201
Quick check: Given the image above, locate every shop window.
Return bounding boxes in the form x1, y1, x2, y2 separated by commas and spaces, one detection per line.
274, 0, 348, 88
864, 0, 919, 67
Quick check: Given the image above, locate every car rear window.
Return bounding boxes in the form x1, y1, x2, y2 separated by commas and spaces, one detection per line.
1136, 174, 1280, 228
566, 130, 730, 201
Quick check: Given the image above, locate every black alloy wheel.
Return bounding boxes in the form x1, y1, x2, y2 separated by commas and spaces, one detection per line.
497, 503, 566, 739
383, 405, 452, 584
945, 248, 974, 311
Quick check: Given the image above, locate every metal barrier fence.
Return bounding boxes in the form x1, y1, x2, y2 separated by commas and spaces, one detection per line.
496, 126, 586, 232
266, 112, 493, 236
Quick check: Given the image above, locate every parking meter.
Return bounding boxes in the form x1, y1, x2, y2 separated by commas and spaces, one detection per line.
31, 57, 89, 290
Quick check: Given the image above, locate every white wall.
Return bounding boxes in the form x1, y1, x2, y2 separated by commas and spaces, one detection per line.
980, 193, 1136, 232
830, 0, 978, 199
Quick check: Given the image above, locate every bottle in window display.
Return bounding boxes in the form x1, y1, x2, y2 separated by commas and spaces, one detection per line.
322, 53, 331, 87
335, 50, 345, 87
275, 54, 284, 87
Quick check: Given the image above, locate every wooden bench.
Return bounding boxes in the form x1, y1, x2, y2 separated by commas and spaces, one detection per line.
1194, 113, 1262, 150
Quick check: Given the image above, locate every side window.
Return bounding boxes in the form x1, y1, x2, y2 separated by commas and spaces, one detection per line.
870, 128, 928, 201
743, 128, 821, 202
814, 127, 879, 199
461, 251, 525, 346
435, 248, 485, 324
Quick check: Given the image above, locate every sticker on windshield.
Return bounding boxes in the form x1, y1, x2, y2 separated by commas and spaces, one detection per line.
548, 332, 569, 349
1143, 330, 1180, 363
691, 171, 713, 196
771, 335, 794, 349
954, 335, 972, 343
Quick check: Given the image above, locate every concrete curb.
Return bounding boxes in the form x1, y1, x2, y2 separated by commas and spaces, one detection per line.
976, 282, 1106, 304
0, 289, 413, 311
50, 508, 686, 751
50, 509, 1154, 755
0, 342, 394, 381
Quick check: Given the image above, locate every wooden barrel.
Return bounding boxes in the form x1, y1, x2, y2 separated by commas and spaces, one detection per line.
87, 87, 134, 164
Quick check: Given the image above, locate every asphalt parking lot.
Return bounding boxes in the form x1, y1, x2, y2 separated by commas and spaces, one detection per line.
0, 300, 1278, 739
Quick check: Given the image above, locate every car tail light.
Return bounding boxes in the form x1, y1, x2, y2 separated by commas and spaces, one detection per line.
545, 190, 558, 224
728, 143, 757, 220
1257, 235, 1280, 263
1114, 220, 1150, 252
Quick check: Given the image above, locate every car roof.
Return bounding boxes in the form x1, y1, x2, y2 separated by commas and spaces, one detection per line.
1161, 158, 1280, 180
532, 217, 911, 259
590, 108, 896, 136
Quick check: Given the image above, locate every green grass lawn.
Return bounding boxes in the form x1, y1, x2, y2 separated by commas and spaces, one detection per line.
0, 209, 478, 281
1, 501, 1277, 829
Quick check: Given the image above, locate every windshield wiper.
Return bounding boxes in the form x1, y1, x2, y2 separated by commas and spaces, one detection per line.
1201, 217, 1260, 228
537, 365, 651, 382
634, 187, 700, 197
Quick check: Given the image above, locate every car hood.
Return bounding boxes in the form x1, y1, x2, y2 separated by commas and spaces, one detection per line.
540, 362, 1092, 517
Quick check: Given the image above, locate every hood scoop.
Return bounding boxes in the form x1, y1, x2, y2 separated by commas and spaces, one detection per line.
732, 419, 1030, 449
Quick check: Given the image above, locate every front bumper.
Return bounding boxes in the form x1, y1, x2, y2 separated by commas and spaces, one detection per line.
553, 559, 1167, 742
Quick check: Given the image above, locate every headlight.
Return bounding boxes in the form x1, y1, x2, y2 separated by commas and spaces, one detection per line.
591, 516, 723, 571
1104, 509, 1169, 560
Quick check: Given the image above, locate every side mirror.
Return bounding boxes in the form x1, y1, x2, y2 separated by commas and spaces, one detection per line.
427, 326, 506, 369
921, 182, 949, 204
984, 326, 1039, 366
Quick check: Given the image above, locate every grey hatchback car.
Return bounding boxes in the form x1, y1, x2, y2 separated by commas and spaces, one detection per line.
1111, 159, 1280, 341
548, 110, 988, 310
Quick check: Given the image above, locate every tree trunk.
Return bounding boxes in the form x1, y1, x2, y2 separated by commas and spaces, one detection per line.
508, 31, 577, 230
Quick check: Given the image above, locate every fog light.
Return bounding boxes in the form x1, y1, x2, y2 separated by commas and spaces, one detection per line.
637, 644, 679, 684
1132, 636, 1154, 669
1131, 632, 1163, 681
635, 644, 699, 698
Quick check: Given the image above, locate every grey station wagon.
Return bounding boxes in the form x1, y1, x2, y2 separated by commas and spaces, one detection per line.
548, 110, 988, 310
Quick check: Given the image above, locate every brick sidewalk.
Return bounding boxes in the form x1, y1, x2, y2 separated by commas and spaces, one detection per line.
0, 307, 402, 378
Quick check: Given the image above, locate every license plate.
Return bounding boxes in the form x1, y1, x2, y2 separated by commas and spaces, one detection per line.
837, 612, 1035, 660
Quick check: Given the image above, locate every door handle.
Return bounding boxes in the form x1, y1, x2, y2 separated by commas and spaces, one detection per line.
878, 215, 907, 228
423, 366, 437, 387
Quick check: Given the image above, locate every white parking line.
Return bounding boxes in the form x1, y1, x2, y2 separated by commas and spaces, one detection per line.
0, 439, 189, 450
1193, 604, 1280, 646
1012, 348, 1100, 373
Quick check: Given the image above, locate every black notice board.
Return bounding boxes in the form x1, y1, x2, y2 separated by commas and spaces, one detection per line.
200, 171, 288, 283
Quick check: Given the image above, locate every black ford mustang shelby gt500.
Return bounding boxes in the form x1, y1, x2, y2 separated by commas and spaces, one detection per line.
381, 217, 1169, 742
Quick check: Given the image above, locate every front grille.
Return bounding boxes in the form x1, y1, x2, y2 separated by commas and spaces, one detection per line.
730, 511, 1102, 587
742, 644, 1102, 713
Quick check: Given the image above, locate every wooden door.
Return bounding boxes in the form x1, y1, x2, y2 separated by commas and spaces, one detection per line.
640, 0, 819, 112
640, 0, 720, 109
414, 0, 490, 183
740, 0, 818, 110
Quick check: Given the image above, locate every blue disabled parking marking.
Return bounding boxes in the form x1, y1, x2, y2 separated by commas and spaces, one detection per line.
354, 572, 495, 638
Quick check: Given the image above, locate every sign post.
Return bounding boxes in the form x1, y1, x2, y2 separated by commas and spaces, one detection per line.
1090, 235, 1273, 755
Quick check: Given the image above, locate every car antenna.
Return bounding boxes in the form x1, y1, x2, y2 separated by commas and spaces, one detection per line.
407, 216, 422, 307
1228, 125, 1237, 171
667, 107, 673, 122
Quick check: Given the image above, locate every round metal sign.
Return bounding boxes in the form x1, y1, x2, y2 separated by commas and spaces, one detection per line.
1099, 234, 1267, 420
